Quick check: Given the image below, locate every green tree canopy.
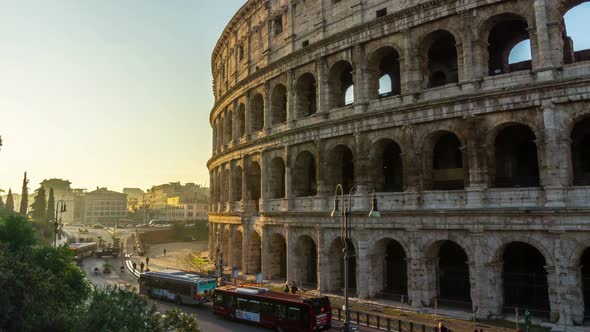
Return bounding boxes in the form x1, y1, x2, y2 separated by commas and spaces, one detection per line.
29, 186, 47, 222
47, 188, 55, 222
5, 189, 14, 212
19, 172, 28, 216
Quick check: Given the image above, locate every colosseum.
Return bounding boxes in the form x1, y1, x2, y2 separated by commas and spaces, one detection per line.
207, 0, 590, 326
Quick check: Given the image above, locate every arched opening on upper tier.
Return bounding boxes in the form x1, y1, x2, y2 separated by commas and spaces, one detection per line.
367, 47, 401, 99
571, 117, 590, 185
271, 84, 287, 125
293, 151, 317, 197
250, 93, 264, 132
486, 14, 531, 75
237, 103, 246, 138
327, 145, 355, 193
232, 166, 243, 201
431, 132, 464, 190
563, 2, 590, 64
295, 73, 317, 118
371, 139, 403, 192
493, 124, 540, 188
422, 30, 459, 88
269, 157, 286, 199
328, 60, 354, 109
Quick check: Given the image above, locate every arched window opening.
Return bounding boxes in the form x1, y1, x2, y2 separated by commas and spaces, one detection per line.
250, 93, 264, 132
328, 238, 356, 294
581, 248, 590, 321
494, 124, 539, 188
294, 151, 317, 197
372, 139, 403, 192
368, 47, 401, 99
563, 2, 590, 64
502, 242, 549, 317
271, 84, 287, 125
237, 103, 246, 138
247, 232, 262, 274
436, 241, 471, 307
214, 170, 221, 202
246, 161, 261, 211
328, 145, 355, 193
370, 239, 407, 300
295, 73, 317, 118
232, 231, 243, 270
487, 16, 531, 75
233, 166, 243, 201
222, 169, 230, 202
222, 229, 230, 267
269, 157, 286, 199
268, 234, 287, 279
425, 30, 458, 88
224, 111, 233, 144
328, 61, 354, 109
571, 117, 590, 185
432, 133, 464, 190
294, 236, 318, 286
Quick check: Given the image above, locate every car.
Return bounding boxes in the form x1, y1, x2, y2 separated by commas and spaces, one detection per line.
92, 224, 105, 229
136, 224, 146, 228
126, 223, 135, 228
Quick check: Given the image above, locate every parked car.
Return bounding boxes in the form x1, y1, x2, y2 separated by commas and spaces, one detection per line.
92, 224, 105, 229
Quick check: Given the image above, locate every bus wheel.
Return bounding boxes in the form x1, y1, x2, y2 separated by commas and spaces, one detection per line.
229, 313, 235, 320
175, 296, 182, 305
276, 326, 285, 332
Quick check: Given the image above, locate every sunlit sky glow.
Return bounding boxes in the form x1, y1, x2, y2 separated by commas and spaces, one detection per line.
0, 1, 588, 193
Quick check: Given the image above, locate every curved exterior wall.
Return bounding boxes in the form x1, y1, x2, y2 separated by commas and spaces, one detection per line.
208, 0, 590, 324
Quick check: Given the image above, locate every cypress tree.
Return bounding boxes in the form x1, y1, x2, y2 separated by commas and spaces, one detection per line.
0, 191, 4, 208
47, 187, 55, 222
29, 186, 47, 222
6, 189, 14, 212
19, 172, 29, 215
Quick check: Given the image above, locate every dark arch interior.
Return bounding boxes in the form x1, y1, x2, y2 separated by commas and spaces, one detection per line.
269, 158, 286, 199
329, 61, 354, 108
247, 162, 261, 211
297, 236, 318, 286
234, 166, 243, 201
248, 232, 262, 274
237, 103, 246, 138
426, 31, 458, 87
232, 231, 243, 270
437, 241, 472, 307
296, 73, 317, 118
250, 94, 264, 132
294, 151, 317, 197
432, 133, 464, 190
571, 117, 590, 185
488, 18, 531, 75
384, 240, 407, 297
502, 242, 549, 316
224, 111, 233, 144
269, 234, 287, 279
373, 140, 403, 192
330, 145, 355, 193
582, 248, 590, 320
329, 238, 357, 292
494, 124, 540, 187
271, 84, 287, 125
369, 47, 401, 98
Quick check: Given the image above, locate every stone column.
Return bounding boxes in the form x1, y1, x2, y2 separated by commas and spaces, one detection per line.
259, 152, 268, 212
317, 56, 330, 117
470, 232, 503, 318
285, 225, 296, 284
533, 0, 555, 80
208, 222, 215, 260
284, 146, 292, 206
241, 223, 250, 275
263, 81, 271, 132
401, 29, 420, 97
317, 139, 331, 196
356, 236, 370, 299
227, 225, 234, 270
241, 158, 249, 211
286, 69, 295, 126
541, 101, 568, 207
228, 162, 235, 206
353, 44, 368, 114
245, 92, 251, 138
261, 226, 270, 279
317, 226, 329, 293
354, 133, 372, 199
219, 164, 226, 204
465, 116, 488, 208
232, 100, 239, 144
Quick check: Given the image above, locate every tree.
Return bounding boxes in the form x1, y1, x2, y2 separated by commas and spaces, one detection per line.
5, 189, 14, 212
29, 186, 47, 222
47, 188, 55, 222
0, 190, 4, 208
19, 172, 28, 216
0, 214, 36, 250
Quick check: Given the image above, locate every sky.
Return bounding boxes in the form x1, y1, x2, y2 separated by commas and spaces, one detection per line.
0, 1, 588, 194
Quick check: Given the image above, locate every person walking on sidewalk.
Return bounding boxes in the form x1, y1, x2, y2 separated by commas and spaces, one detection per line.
283, 283, 290, 293
290, 283, 298, 294
146, 256, 150, 266
164, 248, 167, 256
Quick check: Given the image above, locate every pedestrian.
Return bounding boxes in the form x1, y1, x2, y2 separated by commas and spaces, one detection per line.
146, 256, 150, 266
436, 322, 448, 332
290, 283, 298, 294
132, 262, 137, 271
140, 262, 145, 272
283, 282, 290, 293
164, 248, 167, 256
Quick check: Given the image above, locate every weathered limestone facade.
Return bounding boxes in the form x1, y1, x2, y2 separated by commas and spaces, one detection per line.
208, 0, 590, 326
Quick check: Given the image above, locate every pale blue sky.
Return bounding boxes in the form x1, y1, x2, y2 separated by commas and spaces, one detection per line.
0, 1, 587, 193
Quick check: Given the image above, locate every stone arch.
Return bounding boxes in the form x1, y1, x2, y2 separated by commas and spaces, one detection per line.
232, 230, 243, 270
293, 150, 317, 197
269, 157, 286, 199
295, 73, 317, 118
500, 242, 550, 316
425, 240, 472, 307
328, 60, 354, 109
222, 168, 230, 202
491, 123, 540, 188
237, 103, 246, 138
247, 230, 262, 274
370, 138, 403, 192
483, 13, 532, 75
224, 109, 233, 144
294, 235, 318, 286
571, 116, 590, 185
420, 30, 459, 88
232, 165, 243, 201
268, 233, 287, 279
271, 84, 287, 125
214, 168, 221, 202
369, 237, 408, 299
367, 46, 401, 99
327, 144, 355, 193
327, 236, 357, 295
561, 1, 590, 64
429, 131, 465, 190
250, 93, 264, 132
246, 160, 261, 207
222, 228, 230, 267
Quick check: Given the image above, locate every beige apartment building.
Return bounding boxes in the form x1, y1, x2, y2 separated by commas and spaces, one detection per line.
81, 188, 127, 225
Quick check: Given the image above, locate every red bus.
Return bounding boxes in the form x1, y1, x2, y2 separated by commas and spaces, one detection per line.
213, 285, 331, 332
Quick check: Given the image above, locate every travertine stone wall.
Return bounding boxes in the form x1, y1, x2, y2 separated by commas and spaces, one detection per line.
208, 0, 590, 327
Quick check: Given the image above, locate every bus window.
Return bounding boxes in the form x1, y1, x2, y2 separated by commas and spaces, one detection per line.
287, 306, 302, 321
215, 293, 223, 304
248, 300, 260, 314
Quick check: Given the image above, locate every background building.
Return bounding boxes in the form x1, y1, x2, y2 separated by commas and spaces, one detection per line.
148, 182, 209, 221
208, 0, 590, 327
81, 187, 127, 225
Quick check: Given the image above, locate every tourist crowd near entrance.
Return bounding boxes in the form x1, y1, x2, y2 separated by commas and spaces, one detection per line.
207, 0, 590, 327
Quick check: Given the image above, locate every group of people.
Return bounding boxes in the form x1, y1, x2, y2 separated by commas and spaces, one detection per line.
283, 282, 299, 294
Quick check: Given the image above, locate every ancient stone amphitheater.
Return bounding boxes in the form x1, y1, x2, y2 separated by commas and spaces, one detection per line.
207, 0, 590, 325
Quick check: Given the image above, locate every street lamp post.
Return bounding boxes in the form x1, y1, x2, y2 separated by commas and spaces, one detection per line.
331, 184, 380, 332
54, 200, 67, 247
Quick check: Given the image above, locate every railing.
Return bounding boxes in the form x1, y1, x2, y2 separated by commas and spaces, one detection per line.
331, 308, 457, 332
485, 188, 544, 208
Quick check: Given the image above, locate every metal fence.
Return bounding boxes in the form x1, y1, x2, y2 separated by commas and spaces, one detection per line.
332, 308, 455, 332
